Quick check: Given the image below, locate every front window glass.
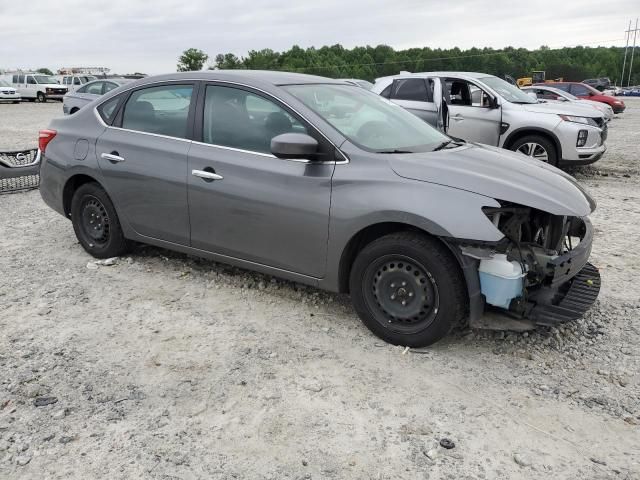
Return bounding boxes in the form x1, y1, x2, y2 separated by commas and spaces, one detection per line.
284, 84, 448, 152
122, 84, 193, 138
80, 76, 96, 83
480, 76, 537, 104
33, 75, 58, 84
104, 82, 119, 93
571, 84, 591, 96
27, 76, 36, 85
203, 85, 307, 154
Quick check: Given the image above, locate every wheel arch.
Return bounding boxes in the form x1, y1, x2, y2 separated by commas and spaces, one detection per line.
503, 127, 562, 160
337, 222, 459, 294
62, 173, 101, 217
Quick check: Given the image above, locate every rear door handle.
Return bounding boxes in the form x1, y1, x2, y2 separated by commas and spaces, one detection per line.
101, 152, 125, 163
452, 114, 464, 121
192, 169, 223, 181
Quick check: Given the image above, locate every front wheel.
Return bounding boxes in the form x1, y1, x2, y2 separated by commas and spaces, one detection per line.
36, 92, 46, 103
509, 135, 558, 166
71, 182, 131, 258
349, 232, 467, 347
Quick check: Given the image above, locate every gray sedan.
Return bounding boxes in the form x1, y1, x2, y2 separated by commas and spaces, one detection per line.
38, 71, 600, 346
62, 78, 132, 115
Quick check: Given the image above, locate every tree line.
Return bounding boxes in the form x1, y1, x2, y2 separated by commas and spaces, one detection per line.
178, 44, 639, 86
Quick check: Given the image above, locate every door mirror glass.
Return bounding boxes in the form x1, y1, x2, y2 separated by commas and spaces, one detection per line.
271, 133, 318, 160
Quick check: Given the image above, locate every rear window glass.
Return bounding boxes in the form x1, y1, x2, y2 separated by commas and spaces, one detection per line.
97, 95, 122, 124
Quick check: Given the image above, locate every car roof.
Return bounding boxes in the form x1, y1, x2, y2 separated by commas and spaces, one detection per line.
375, 71, 495, 83
127, 70, 346, 87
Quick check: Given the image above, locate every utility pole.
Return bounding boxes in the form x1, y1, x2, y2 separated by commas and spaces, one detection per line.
621, 20, 632, 87
627, 18, 639, 87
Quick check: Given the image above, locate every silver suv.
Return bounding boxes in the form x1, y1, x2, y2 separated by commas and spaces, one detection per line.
372, 72, 607, 166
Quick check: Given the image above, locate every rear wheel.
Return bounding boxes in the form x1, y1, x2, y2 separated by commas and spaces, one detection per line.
349, 232, 467, 347
71, 182, 131, 258
36, 92, 46, 103
510, 134, 557, 166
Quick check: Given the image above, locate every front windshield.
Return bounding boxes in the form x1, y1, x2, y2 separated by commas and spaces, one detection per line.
480, 76, 537, 104
80, 76, 97, 83
0, 80, 11, 87
283, 84, 448, 152
34, 75, 58, 84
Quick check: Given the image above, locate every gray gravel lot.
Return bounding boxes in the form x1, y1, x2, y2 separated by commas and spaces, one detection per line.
0, 99, 639, 479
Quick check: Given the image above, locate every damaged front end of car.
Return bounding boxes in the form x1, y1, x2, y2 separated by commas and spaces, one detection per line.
454, 201, 601, 327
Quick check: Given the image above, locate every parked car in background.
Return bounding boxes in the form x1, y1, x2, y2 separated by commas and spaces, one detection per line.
338, 78, 374, 89
522, 85, 614, 122
0, 79, 21, 103
372, 72, 607, 166
1, 73, 67, 102
63, 78, 133, 115
38, 71, 601, 347
56, 74, 98, 92
540, 82, 626, 114
582, 77, 611, 91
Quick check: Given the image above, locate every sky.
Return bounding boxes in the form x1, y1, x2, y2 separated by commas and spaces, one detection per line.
0, 0, 637, 75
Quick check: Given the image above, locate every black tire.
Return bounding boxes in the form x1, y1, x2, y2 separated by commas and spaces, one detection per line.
349, 232, 467, 347
37, 92, 46, 103
70, 182, 131, 258
12, 100, 20, 104
509, 134, 558, 166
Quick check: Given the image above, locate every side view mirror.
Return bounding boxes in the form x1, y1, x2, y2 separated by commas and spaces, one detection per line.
271, 133, 319, 160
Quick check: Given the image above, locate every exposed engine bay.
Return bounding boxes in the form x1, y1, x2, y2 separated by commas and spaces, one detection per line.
457, 201, 600, 325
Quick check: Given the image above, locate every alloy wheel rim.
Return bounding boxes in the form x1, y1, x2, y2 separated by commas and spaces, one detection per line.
516, 142, 549, 162
364, 255, 440, 334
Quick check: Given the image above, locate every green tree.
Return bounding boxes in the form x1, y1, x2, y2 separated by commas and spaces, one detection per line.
36, 67, 54, 76
177, 48, 208, 72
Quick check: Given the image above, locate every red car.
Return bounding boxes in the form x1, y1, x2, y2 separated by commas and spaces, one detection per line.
536, 82, 626, 114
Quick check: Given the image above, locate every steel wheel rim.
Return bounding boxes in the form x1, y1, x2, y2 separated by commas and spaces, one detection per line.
516, 142, 549, 162
363, 255, 440, 334
80, 195, 110, 246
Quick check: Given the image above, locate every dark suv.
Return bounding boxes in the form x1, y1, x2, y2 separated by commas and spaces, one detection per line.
540, 82, 625, 114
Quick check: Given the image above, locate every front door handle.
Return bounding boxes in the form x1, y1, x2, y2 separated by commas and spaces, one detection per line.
452, 114, 464, 121
101, 152, 125, 163
192, 169, 223, 181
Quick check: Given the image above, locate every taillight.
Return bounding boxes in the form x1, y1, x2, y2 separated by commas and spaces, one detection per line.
38, 129, 57, 154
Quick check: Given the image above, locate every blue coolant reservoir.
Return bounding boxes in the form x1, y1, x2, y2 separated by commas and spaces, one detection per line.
478, 254, 526, 309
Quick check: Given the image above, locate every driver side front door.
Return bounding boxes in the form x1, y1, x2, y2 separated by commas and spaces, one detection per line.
439, 77, 502, 146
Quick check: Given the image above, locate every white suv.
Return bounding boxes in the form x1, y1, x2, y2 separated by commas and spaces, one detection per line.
2, 73, 68, 102
372, 72, 607, 166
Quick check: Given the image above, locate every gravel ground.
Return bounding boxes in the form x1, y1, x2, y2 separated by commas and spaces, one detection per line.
1, 99, 639, 479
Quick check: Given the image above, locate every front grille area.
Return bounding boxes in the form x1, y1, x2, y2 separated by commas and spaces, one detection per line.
0, 149, 40, 194
0, 175, 39, 193
0, 149, 38, 167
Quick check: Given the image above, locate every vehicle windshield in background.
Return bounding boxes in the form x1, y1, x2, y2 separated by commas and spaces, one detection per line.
34, 75, 59, 84
284, 84, 449, 153
80, 76, 97, 83
0, 80, 11, 87
545, 87, 579, 100
481, 76, 537, 104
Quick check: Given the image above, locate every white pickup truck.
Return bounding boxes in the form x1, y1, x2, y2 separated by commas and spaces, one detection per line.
2, 73, 68, 102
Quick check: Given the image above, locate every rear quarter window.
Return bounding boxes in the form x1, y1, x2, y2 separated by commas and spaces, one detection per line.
97, 95, 123, 124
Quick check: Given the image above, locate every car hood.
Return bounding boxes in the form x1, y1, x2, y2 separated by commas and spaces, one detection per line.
388, 143, 596, 216
522, 101, 604, 118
